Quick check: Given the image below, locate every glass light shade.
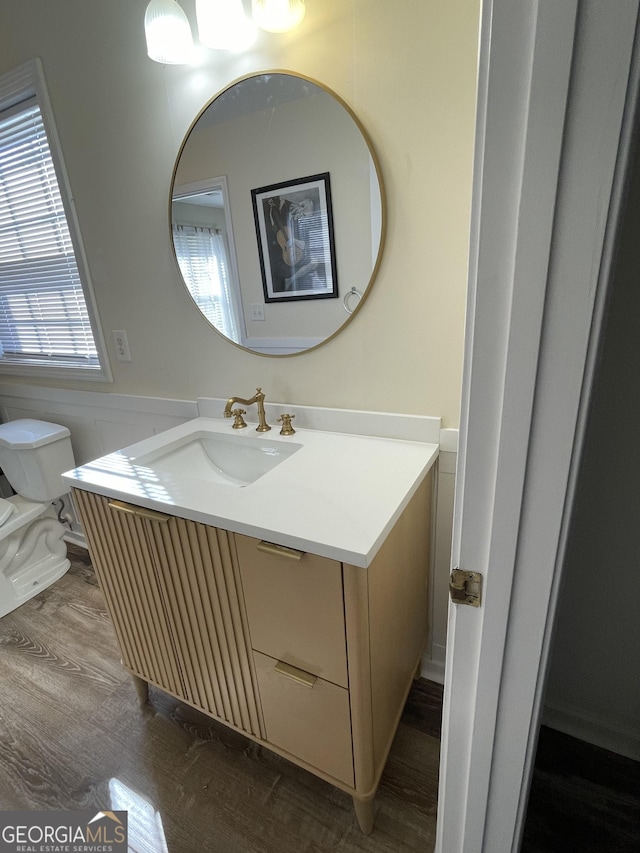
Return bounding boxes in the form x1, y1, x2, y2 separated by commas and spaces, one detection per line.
252, 0, 305, 32
144, 0, 194, 64
195, 0, 257, 50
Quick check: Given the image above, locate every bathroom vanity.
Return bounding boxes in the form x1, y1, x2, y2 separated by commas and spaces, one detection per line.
64, 416, 438, 833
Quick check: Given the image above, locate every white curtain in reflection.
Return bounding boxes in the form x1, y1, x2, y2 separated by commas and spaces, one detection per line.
172, 224, 239, 343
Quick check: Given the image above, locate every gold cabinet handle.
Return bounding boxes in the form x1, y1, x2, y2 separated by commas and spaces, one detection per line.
274, 660, 317, 688
256, 540, 304, 561
108, 500, 171, 524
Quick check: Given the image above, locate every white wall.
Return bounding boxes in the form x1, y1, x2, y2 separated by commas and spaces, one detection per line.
542, 120, 640, 761
0, 0, 479, 427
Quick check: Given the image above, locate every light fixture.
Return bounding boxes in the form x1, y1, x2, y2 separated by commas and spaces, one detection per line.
195, 0, 257, 51
252, 0, 305, 33
144, 0, 194, 64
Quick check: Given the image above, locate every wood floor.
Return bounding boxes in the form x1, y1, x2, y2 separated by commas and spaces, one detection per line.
0, 544, 442, 853
522, 726, 640, 853
4, 544, 636, 852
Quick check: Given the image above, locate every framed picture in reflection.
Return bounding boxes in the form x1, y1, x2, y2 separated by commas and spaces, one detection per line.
251, 173, 339, 303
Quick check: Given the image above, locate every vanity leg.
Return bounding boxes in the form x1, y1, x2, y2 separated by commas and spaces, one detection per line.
414, 660, 423, 680
131, 674, 149, 707
352, 795, 375, 835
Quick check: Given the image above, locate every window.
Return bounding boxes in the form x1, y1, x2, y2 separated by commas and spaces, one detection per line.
0, 60, 109, 379
172, 223, 240, 344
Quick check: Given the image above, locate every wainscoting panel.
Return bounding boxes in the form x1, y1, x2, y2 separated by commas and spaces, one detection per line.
0, 384, 198, 467
0, 384, 197, 542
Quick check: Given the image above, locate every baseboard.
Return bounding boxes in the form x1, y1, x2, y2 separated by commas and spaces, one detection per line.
64, 530, 88, 550
542, 702, 640, 762
421, 653, 445, 685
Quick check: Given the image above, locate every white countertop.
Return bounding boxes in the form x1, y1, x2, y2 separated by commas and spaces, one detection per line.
63, 417, 439, 568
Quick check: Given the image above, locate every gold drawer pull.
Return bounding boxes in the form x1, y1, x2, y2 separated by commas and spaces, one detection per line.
256, 540, 304, 561
108, 500, 170, 524
274, 660, 317, 688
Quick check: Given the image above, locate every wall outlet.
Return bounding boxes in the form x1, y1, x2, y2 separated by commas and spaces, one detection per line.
250, 303, 265, 321
112, 330, 132, 362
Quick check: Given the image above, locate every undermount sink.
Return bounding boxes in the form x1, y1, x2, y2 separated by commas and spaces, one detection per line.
134, 430, 302, 487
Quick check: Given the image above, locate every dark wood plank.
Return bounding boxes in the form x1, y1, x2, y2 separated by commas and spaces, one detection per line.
401, 676, 443, 739
522, 726, 640, 853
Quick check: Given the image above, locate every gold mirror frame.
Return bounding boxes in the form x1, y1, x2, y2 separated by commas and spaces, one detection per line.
169, 71, 386, 357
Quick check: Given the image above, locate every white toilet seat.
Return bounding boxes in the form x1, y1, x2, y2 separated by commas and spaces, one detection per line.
0, 497, 15, 527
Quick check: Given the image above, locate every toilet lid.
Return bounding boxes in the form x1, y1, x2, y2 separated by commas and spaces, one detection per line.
0, 498, 15, 526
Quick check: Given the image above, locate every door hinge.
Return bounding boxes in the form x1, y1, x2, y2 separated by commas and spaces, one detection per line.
449, 569, 483, 607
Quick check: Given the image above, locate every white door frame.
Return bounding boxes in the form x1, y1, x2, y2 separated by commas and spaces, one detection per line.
436, 2, 640, 851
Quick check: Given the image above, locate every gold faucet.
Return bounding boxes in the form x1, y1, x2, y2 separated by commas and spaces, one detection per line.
224, 387, 271, 432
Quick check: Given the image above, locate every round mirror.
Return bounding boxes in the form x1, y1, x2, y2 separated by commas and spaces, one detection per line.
170, 72, 385, 356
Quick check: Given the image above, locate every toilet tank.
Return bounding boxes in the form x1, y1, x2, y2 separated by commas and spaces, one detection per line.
0, 419, 76, 502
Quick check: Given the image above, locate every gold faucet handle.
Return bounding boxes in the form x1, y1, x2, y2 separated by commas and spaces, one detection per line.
231, 408, 247, 429
277, 414, 296, 436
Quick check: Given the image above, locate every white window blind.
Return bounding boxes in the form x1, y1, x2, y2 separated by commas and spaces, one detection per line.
172, 223, 240, 343
0, 96, 100, 370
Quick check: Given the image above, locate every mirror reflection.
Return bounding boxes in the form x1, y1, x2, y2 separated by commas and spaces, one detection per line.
170, 72, 384, 355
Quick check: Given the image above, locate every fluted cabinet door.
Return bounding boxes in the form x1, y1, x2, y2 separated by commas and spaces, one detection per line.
72, 490, 263, 740
72, 489, 185, 698
145, 515, 263, 738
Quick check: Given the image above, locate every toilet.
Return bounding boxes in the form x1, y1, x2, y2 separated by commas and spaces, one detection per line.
0, 419, 76, 618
